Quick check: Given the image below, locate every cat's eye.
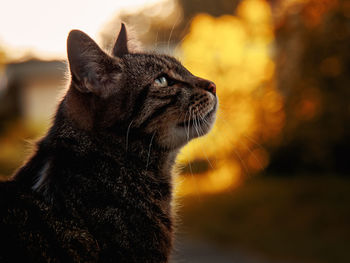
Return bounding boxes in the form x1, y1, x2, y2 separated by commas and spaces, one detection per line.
154, 76, 168, 88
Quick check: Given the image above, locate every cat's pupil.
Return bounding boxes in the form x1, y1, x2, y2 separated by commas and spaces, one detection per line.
155, 76, 168, 87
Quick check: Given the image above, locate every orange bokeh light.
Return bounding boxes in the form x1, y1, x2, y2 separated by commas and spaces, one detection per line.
176, 0, 284, 196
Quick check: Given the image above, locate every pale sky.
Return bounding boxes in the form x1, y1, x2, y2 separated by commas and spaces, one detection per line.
0, 0, 164, 60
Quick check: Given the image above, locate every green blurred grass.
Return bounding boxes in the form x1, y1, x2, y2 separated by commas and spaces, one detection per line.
179, 176, 350, 263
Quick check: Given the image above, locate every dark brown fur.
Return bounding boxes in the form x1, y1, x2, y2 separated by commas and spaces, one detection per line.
0, 24, 217, 263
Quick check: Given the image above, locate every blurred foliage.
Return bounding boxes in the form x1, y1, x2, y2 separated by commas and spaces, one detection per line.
101, 0, 241, 50
0, 44, 6, 78
0, 49, 5, 66
179, 0, 240, 18
0, 120, 45, 178
268, 0, 350, 174
0, 46, 9, 131
176, 0, 284, 195
180, 176, 350, 263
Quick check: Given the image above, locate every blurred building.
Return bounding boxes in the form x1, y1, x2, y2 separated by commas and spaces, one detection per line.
0, 59, 66, 126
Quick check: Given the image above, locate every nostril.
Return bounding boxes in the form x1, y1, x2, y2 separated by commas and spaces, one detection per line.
206, 82, 216, 95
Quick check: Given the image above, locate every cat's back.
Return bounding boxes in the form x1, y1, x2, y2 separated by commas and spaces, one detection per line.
0, 180, 46, 261
0, 179, 32, 219
0, 180, 100, 263
0, 179, 38, 219
0, 180, 64, 263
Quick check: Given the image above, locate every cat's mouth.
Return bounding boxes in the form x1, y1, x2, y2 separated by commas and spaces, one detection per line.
177, 104, 217, 128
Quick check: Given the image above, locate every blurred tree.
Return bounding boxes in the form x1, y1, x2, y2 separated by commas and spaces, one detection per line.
267, 0, 350, 174
178, 0, 241, 25
101, 0, 241, 50
0, 46, 10, 130
177, 0, 284, 195
0, 48, 5, 66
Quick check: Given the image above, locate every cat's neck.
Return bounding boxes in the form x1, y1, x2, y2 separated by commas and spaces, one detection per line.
13, 105, 176, 259
54, 111, 177, 173
16, 105, 178, 207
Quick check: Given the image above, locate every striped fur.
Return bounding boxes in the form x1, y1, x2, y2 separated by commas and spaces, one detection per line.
0, 24, 218, 263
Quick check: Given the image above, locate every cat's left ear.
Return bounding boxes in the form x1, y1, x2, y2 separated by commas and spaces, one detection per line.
112, 23, 129, 57
67, 30, 122, 98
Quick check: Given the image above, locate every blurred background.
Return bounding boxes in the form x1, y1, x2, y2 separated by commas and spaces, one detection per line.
0, 0, 349, 262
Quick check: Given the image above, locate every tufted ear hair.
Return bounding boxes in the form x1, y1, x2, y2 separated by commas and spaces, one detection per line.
112, 23, 129, 57
67, 30, 121, 97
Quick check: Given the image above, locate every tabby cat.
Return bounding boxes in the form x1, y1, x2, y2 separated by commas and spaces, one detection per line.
0, 24, 217, 263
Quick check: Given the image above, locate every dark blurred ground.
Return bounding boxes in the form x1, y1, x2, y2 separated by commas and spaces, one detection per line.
171, 236, 296, 263
177, 176, 350, 263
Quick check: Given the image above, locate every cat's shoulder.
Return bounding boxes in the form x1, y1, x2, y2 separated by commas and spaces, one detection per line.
0, 180, 38, 224
0, 179, 21, 203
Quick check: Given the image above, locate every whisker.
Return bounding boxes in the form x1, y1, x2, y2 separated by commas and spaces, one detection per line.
154, 30, 159, 50
241, 135, 266, 171
237, 137, 263, 172
193, 114, 201, 137
195, 114, 214, 169
186, 109, 192, 140
188, 111, 202, 200
199, 112, 211, 127
167, 14, 180, 54
232, 148, 250, 177
243, 134, 264, 151
214, 116, 254, 177
174, 18, 197, 51
146, 132, 156, 170
125, 120, 134, 153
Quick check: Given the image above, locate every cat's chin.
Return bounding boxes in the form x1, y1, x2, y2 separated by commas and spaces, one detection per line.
161, 103, 218, 149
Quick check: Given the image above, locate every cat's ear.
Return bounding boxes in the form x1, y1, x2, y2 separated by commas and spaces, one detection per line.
112, 23, 129, 57
67, 30, 119, 96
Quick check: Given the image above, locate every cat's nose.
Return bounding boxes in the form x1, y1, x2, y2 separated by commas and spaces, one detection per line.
205, 82, 216, 95
196, 77, 216, 95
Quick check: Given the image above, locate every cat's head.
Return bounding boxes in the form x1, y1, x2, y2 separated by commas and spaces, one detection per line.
65, 24, 218, 150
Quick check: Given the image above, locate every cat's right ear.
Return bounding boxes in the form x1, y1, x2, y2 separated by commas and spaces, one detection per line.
112, 23, 129, 57
67, 30, 117, 96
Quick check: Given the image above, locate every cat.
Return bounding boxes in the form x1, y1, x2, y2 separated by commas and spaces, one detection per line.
0, 23, 217, 263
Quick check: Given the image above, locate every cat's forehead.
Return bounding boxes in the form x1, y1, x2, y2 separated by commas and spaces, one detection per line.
122, 53, 191, 77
